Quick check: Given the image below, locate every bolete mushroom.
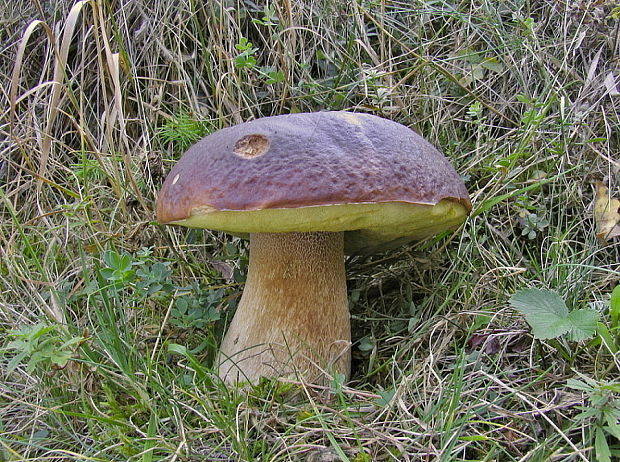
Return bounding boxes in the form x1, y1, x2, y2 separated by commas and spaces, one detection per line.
157, 111, 471, 384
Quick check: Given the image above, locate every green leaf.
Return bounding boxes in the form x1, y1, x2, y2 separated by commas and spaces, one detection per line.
167, 343, 188, 356
6, 351, 28, 374
459, 435, 490, 441
509, 289, 570, 339
566, 378, 594, 393
471, 66, 485, 80
358, 336, 374, 352
574, 407, 600, 421
596, 427, 612, 462
59, 336, 85, 350
5, 338, 27, 351
597, 323, 618, 353
566, 309, 600, 341
50, 351, 71, 367
605, 421, 620, 440
265, 70, 285, 84
509, 288, 599, 340
31, 324, 58, 341
610, 285, 620, 328
480, 58, 504, 73
375, 389, 396, 407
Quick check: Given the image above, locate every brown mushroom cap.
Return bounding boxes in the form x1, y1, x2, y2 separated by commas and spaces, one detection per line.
157, 111, 471, 254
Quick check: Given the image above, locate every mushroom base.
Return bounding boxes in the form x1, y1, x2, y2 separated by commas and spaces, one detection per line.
217, 231, 351, 385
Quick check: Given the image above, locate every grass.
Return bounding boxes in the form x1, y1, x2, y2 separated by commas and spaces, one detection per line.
1, 0, 619, 460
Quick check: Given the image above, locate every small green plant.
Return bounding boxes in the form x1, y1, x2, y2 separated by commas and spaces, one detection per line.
567, 375, 620, 462
251, 5, 279, 26
171, 288, 223, 329
259, 66, 285, 84
517, 211, 549, 239
100, 249, 136, 287
158, 112, 210, 152
99, 249, 174, 299
516, 94, 546, 127
234, 37, 258, 69
71, 156, 105, 182
466, 100, 485, 122
509, 288, 599, 341
134, 261, 174, 298
455, 49, 504, 87
360, 66, 392, 108
3, 323, 84, 374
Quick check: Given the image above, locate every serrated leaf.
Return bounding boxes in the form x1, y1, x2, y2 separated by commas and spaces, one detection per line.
510, 288, 599, 341
510, 288, 569, 317
566, 378, 594, 392
566, 309, 600, 341
509, 289, 570, 339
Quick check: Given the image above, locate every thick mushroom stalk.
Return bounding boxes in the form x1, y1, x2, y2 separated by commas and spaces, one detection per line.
217, 231, 351, 384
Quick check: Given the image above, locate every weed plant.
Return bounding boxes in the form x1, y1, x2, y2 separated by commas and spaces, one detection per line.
1, 1, 619, 461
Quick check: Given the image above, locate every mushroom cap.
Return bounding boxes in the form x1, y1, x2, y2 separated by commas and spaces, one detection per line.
157, 111, 471, 254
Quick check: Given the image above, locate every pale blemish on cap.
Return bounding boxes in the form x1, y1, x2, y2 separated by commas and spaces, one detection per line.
190, 204, 218, 216
172, 174, 180, 185
233, 134, 270, 159
334, 112, 362, 125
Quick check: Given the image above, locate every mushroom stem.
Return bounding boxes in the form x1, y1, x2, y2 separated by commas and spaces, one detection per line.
217, 231, 351, 384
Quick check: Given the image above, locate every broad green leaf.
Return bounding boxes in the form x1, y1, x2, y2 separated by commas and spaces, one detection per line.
456, 48, 483, 64
606, 412, 620, 437
509, 289, 570, 339
510, 288, 599, 340
510, 288, 568, 317
471, 66, 485, 80
566, 309, 600, 341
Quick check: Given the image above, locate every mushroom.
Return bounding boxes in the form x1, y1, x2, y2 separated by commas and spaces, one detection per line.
157, 111, 471, 384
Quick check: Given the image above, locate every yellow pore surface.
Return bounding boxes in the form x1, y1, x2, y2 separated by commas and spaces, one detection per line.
173, 199, 469, 254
